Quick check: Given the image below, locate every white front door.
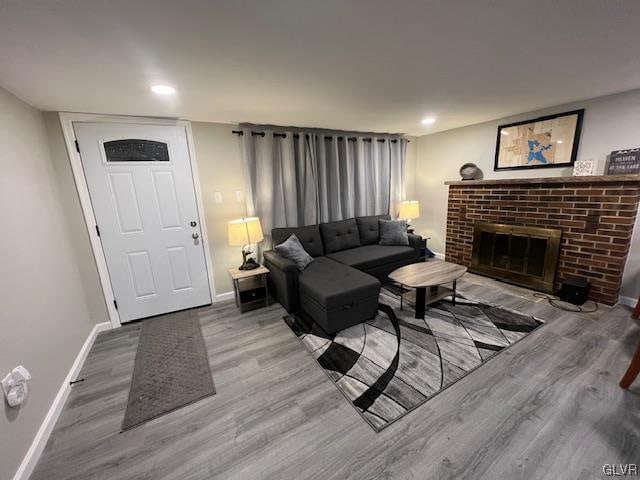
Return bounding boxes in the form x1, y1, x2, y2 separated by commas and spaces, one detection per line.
74, 122, 211, 322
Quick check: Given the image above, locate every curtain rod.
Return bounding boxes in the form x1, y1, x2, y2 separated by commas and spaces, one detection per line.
232, 130, 407, 143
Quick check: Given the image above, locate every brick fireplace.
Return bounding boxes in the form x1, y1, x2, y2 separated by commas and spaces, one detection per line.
445, 175, 640, 305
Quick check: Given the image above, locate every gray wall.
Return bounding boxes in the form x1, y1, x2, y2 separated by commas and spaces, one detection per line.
413, 89, 640, 300
0, 87, 98, 480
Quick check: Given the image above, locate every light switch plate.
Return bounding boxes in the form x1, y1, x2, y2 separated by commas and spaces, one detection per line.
213, 191, 223, 203
235, 190, 243, 202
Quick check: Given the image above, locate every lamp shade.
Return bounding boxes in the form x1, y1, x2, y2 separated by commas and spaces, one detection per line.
398, 200, 420, 220
228, 217, 264, 246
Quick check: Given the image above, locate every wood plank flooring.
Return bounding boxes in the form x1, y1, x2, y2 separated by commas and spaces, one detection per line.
30, 274, 640, 480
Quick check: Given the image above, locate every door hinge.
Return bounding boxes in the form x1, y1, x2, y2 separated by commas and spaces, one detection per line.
113, 299, 118, 310
95, 225, 100, 237
75, 140, 80, 153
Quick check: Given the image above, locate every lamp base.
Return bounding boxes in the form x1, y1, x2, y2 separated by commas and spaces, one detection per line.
239, 260, 260, 270
239, 248, 260, 270
406, 221, 414, 234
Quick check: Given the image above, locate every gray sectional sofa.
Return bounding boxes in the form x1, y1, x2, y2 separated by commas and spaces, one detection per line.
263, 215, 424, 333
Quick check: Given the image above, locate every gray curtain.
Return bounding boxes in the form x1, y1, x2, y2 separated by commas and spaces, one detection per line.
240, 125, 407, 244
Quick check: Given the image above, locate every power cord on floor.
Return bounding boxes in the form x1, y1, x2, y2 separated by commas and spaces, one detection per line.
533, 292, 599, 313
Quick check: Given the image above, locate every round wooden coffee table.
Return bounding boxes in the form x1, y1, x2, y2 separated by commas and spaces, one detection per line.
388, 259, 467, 319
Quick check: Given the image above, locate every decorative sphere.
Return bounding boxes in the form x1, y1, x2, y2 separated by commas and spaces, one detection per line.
460, 163, 479, 180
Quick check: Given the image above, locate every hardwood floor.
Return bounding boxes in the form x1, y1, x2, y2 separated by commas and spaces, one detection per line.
31, 274, 640, 480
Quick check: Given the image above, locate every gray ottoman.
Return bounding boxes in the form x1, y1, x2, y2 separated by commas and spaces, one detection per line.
299, 257, 380, 333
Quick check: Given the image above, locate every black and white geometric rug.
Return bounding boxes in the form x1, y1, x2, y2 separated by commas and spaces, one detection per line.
284, 288, 544, 431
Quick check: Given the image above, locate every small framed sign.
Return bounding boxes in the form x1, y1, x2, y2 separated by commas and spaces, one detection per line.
607, 148, 640, 175
573, 158, 596, 176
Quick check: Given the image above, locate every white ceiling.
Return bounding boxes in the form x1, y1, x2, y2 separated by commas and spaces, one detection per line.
1, 0, 639, 135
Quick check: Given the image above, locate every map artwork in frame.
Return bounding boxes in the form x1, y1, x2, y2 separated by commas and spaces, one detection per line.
494, 109, 584, 171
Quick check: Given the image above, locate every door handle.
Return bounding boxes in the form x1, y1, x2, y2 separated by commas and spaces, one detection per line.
192, 233, 200, 240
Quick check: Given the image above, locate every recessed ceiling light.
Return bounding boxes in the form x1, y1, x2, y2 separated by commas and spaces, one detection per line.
151, 85, 176, 95
421, 117, 436, 125
501, 130, 509, 135
557, 140, 563, 144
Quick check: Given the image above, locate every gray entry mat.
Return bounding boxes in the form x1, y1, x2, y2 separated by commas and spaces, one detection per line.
122, 309, 215, 431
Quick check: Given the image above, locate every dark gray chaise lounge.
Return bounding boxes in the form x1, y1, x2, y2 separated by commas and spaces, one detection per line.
263, 215, 424, 333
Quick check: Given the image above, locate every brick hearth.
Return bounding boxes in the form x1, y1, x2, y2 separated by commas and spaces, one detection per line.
444, 175, 640, 305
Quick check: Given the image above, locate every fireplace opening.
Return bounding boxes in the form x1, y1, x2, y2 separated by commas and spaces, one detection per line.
470, 222, 561, 292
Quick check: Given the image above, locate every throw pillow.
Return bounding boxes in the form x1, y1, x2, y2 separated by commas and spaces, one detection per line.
275, 234, 314, 271
379, 219, 409, 246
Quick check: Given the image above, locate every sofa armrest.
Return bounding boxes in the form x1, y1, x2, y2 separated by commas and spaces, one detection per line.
263, 250, 298, 272
263, 250, 300, 312
407, 233, 425, 251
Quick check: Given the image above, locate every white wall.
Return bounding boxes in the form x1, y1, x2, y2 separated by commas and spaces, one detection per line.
413, 88, 640, 300
0, 88, 97, 480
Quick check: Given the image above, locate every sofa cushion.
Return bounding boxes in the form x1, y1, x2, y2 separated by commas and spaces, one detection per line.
299, 257, 380, 310
272, 224, 324, 257
319, 218, 361, 254
274, 234, 314, 271
326, 245, 416, 272
379, 219, 409, 246
355, 214, 391, 245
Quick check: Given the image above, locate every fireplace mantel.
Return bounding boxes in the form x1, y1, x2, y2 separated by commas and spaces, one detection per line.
445, 174, 640, 186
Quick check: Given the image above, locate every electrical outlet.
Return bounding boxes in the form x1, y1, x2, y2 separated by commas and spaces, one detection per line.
2, 366, 31, 408
213, 191, 223, 203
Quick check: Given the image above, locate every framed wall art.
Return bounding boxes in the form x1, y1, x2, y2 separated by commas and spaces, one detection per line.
494, 109, 584, 171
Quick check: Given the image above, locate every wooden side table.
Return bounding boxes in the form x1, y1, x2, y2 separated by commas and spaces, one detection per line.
228, 265, 270, 313
415, 235, 432, 261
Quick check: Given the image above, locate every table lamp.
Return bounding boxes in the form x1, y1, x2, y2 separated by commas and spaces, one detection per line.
228, 217, 264, 270
398, 200, 420, 233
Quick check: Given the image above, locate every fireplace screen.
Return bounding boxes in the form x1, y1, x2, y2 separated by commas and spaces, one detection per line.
470, 222, 561, 292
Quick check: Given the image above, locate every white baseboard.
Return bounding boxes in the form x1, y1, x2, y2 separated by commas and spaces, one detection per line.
617, 295, 636, 308
213, 291, 234, 303
433, 251, 445, 259
13, 321, 111, 480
